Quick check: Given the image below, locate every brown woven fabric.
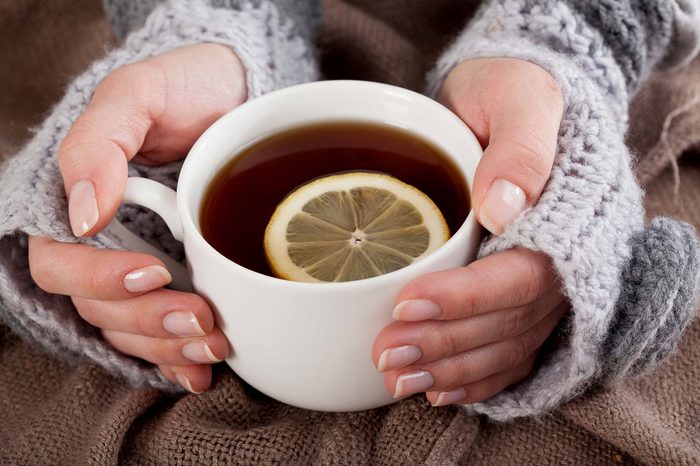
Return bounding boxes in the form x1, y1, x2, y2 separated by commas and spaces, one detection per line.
1, 0, 699, 464
0, 0, 115, 157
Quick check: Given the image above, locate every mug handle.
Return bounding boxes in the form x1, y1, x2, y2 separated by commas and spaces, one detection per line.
104, 177, 193, 292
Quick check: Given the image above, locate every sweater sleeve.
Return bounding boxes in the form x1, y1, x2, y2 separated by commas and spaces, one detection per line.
425, 0, 700, 420
0, 0, 319, 391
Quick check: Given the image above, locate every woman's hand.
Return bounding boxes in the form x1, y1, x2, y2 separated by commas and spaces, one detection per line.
28, 43, 247, 393
373, 58, 567, 406
373, 248, 566, 406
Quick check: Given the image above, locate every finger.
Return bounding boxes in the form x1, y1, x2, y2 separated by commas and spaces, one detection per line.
374, 286, 564, 371
58, 62, 158, 237
58, 44, 246, 238
394, 248, 557, 321
384, 303, 566, 398
442, 59, 563, 235
103, 329, 230, 366
72, 288, 214, 338
426, 354, 536, 406
29, 236, 171, 300
159, 364, 212, 394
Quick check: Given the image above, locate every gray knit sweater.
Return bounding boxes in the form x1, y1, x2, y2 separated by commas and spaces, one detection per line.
0, 0, 698, 420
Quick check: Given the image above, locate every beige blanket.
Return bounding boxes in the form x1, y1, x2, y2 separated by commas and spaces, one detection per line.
0, 0, 698, 464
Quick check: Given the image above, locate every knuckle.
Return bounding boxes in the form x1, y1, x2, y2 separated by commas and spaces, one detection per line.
99, 61, 165, 115
102, 64, 139, 89
445, 357, 471, 387
448, 268, 480, 317
87, 251, 118, 297
133, 303, 156, 335
155, 338, 180, 361
431, 324, 462, 359
508, 334, 536, 368
509, 139, 552, 183
154, 338, 176, 362
499, 309, 524, 340
453, 289, 478, 319
112, 61, 165, 108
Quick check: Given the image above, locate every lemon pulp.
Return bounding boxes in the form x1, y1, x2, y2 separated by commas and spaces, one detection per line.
264, 172, 449, 283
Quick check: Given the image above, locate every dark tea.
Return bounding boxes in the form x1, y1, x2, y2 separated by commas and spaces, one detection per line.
200, 122, 470, 276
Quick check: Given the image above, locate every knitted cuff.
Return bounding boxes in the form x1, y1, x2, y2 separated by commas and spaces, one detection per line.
602, 218, 700, 384
425, 0, 700, 420
0, 0, 318, 390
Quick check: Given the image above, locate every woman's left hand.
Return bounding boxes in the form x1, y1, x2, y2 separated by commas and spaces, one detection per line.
372, 57, 568, 406
372, 248, 566, 406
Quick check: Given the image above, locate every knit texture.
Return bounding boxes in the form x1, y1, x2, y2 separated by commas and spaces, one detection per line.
1, 2, 700, 463
426, 0, 700, 420
0, 0, 318, 391
0, 0, 699, 421
103, 0, 322, 69
602, 218, 700, 383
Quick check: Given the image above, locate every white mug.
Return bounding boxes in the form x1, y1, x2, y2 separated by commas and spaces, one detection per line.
112, 80, 483, 411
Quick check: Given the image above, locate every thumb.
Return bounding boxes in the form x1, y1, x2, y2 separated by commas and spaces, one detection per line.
57, 64, 155, 237
471, 84, 563, 235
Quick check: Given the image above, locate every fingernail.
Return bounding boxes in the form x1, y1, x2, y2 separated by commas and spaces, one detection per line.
175, 373, 202, 394
377, 345, 422, 372
123, 265, 172, 293
393, 299, 441, 321
394, 370, 434, 398
163, 311, 206, 337
433, 387, 466, 407
68, 179, 99, 237
182, 340, 221, 363
479, 178, 527, 235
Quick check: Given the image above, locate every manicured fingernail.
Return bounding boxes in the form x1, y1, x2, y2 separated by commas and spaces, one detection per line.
479, 178, 527, 235
433, 387, 466, 407
377, 345, 422, 372
68, 179, 99, 237
182, 340, 221, 363
163, 311, 206, 337
123, 265, 172, 293
394, 370, 434, 398
175, 373, 202, 394
393, 299, 441, 321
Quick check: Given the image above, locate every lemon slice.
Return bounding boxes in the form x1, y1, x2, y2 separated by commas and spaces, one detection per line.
264, 172, 450, 283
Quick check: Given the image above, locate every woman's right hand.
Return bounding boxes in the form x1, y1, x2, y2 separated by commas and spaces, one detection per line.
28, 43, 248, 393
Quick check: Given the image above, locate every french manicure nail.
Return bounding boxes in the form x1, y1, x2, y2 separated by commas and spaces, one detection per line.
124, 265, 172, 293
433, 387, 467, 407
163, 311, 206, 337
392, 299, 441, 321
479, 178, 527, 235
394, 370, 434, 398
377, 345, 422, 372
182, 340, 221, 363
124, 265, 173, 293
68, 179, 99, 237
175, 373, 202, 394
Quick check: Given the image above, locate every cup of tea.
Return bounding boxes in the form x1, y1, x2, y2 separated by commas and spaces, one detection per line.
113, 80, 483, 411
